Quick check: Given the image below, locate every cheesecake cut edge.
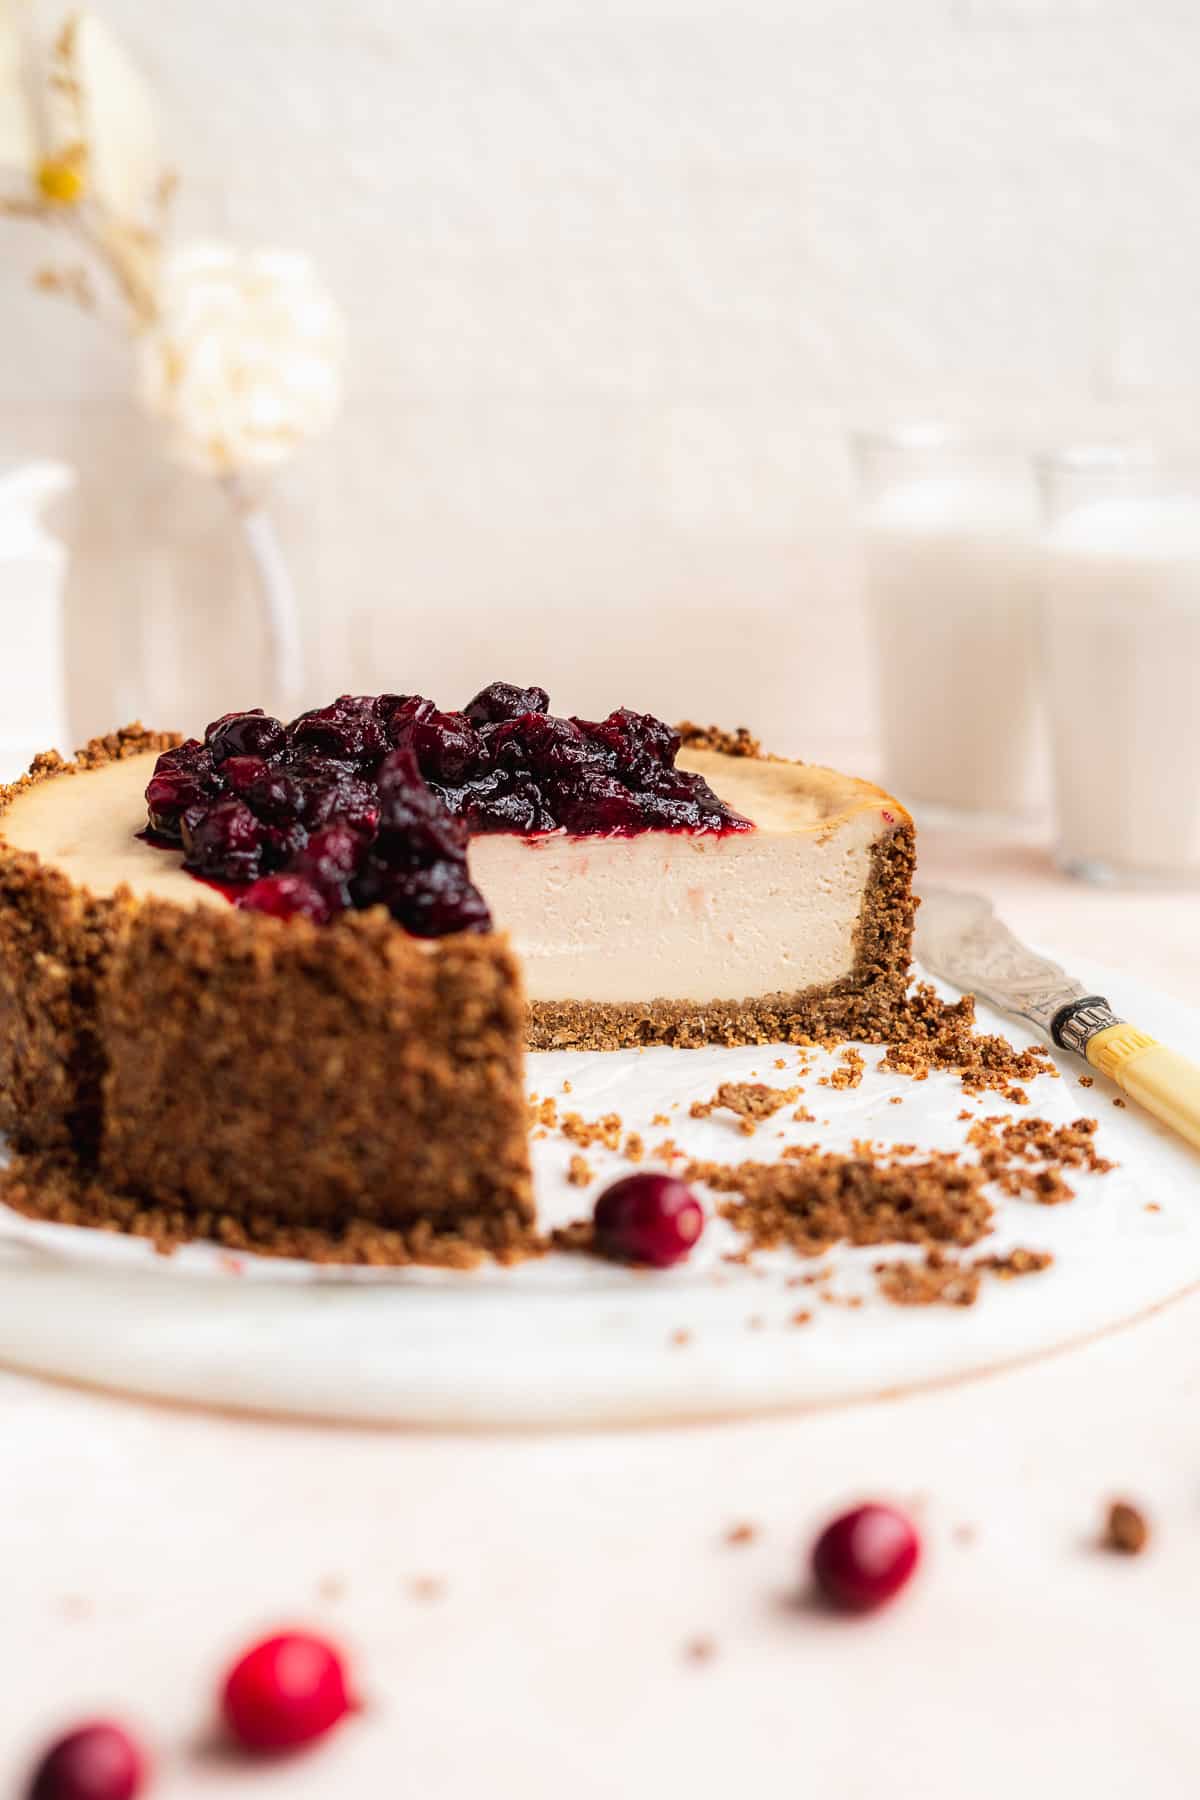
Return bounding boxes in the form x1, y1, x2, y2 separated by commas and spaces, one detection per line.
525, 722, 916, 1050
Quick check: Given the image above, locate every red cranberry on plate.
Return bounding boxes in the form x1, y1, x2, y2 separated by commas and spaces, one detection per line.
221, 1630, 354, 1755
593, 1172, 705, 1268
27, 1721, 146, 1800
810, 1503, 920, 1613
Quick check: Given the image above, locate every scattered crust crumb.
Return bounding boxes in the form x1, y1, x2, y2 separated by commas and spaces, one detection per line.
566, 1153, 594, 1188
888, 1095, 904, 1105
1079, 1075, 1094, 1088
562, 1110, 623, 1152
820, 1048, 865, 1091
724, 1521, 759, 1547
683, 1635, 717, 1664
670, 1327, 692, 1348
974, 1247, 1054, 1279
316, 1574, 346, 1602
790, 1308, 813, 1327
792, 1104, 816, 1124
874, 1245, 1053, 1307
967, 1114, 1113, 1205
652, 1112, 670, 1127
875, 1250, 981, 1308
774, 1058, 787, 1069
623, 1132, 645, 1162
1103, 1500, 1150, 1555
691, 1082, 801, 1132
651, 1137, 682, 1162
1114, 1097, 1127, 1108
561, 1079, 573, 1093
409, 1576, 447, 1602
528, 1096, 558, 1129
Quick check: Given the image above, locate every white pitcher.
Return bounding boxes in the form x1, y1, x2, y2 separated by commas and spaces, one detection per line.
0, 462, 73, 777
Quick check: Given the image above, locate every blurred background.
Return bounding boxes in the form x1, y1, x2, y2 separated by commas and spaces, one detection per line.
6, 0, 1200, 763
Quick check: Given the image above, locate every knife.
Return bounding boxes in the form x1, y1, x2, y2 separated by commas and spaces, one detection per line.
914, 888, 1200, 1152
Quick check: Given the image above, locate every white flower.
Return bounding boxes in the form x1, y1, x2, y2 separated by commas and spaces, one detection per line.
137, 244, 344, 473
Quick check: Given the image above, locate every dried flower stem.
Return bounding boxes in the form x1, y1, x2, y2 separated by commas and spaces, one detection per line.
224, 476, 305, 715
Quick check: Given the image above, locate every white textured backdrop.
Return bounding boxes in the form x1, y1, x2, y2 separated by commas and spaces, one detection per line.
5, 0, 1200, 748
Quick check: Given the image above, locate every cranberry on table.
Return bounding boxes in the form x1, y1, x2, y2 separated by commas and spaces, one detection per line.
221, 1630, 354, 1754
27, 1721, 146, 1800
593, 1172, 705, 1268
810, 1503, 920, 1613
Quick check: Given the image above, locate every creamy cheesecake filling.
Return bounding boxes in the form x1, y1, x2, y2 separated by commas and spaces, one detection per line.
0, 745, 903, 1005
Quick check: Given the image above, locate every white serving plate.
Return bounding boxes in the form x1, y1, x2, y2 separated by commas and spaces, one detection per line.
0, 955, 1197, 1427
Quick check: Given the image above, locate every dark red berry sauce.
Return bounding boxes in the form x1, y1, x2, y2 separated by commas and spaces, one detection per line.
142, 684, 751, 937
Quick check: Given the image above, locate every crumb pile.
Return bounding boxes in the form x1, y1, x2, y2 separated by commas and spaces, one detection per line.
687, 1149, 992, 1256
882, 984, 1056, 1102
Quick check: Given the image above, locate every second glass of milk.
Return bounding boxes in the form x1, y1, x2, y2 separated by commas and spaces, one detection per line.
1041, 448, 1200, 884
853, 428, 1047, 821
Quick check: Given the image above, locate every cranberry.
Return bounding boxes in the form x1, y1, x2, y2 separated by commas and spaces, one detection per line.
810, 1504, 920, 1613
409, 709, 484, 784
291, 822, 368, 888
207, 709, 286, 763
554, 771, 645, 835
289, 698, 387, 766
27, 1721, 146, 1800
219, 754, 270, 797
181, 795, 265, 884
463, 680, 550, 724
220, 1630, 353, 1754
593, 1172, 705, 1267
239, 873, 336, 923
377, 693, 436, 747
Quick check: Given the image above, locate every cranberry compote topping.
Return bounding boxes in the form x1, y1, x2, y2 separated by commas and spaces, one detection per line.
27, 1720, 147, 1800
220, 1630, 354, 1754
144, 683, 750, 934
810, 1504, 920, 1613
593, 1172, 705, 1267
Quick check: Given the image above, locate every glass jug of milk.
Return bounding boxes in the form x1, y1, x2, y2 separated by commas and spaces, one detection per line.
0, 463, 73, 777
1041, 447, 1200, 884
853, 428, 1048, 822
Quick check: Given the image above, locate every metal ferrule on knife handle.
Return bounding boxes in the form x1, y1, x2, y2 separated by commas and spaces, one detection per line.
1053, 996, 1200, 1152
1050, 996, 1125, 1057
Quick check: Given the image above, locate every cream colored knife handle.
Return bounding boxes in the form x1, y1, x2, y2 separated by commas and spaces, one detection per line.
1085, 1024, 1200, 1152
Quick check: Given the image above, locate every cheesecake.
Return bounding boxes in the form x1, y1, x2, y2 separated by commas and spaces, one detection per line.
0, 687, 915, 1260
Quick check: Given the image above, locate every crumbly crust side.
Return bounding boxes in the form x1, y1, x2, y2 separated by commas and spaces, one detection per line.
98, 901, 534, 1233
0, 1150, 543, 1268
525, 823, 917, 1051
0, 726, 181, 1152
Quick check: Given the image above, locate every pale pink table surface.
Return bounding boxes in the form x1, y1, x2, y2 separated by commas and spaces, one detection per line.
2, 745, 1199, 1797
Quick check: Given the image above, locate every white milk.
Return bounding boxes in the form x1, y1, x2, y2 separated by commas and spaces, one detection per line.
1044, 495, 1200, 879
0, 464, 73, 773
862, 477, 1047, 817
